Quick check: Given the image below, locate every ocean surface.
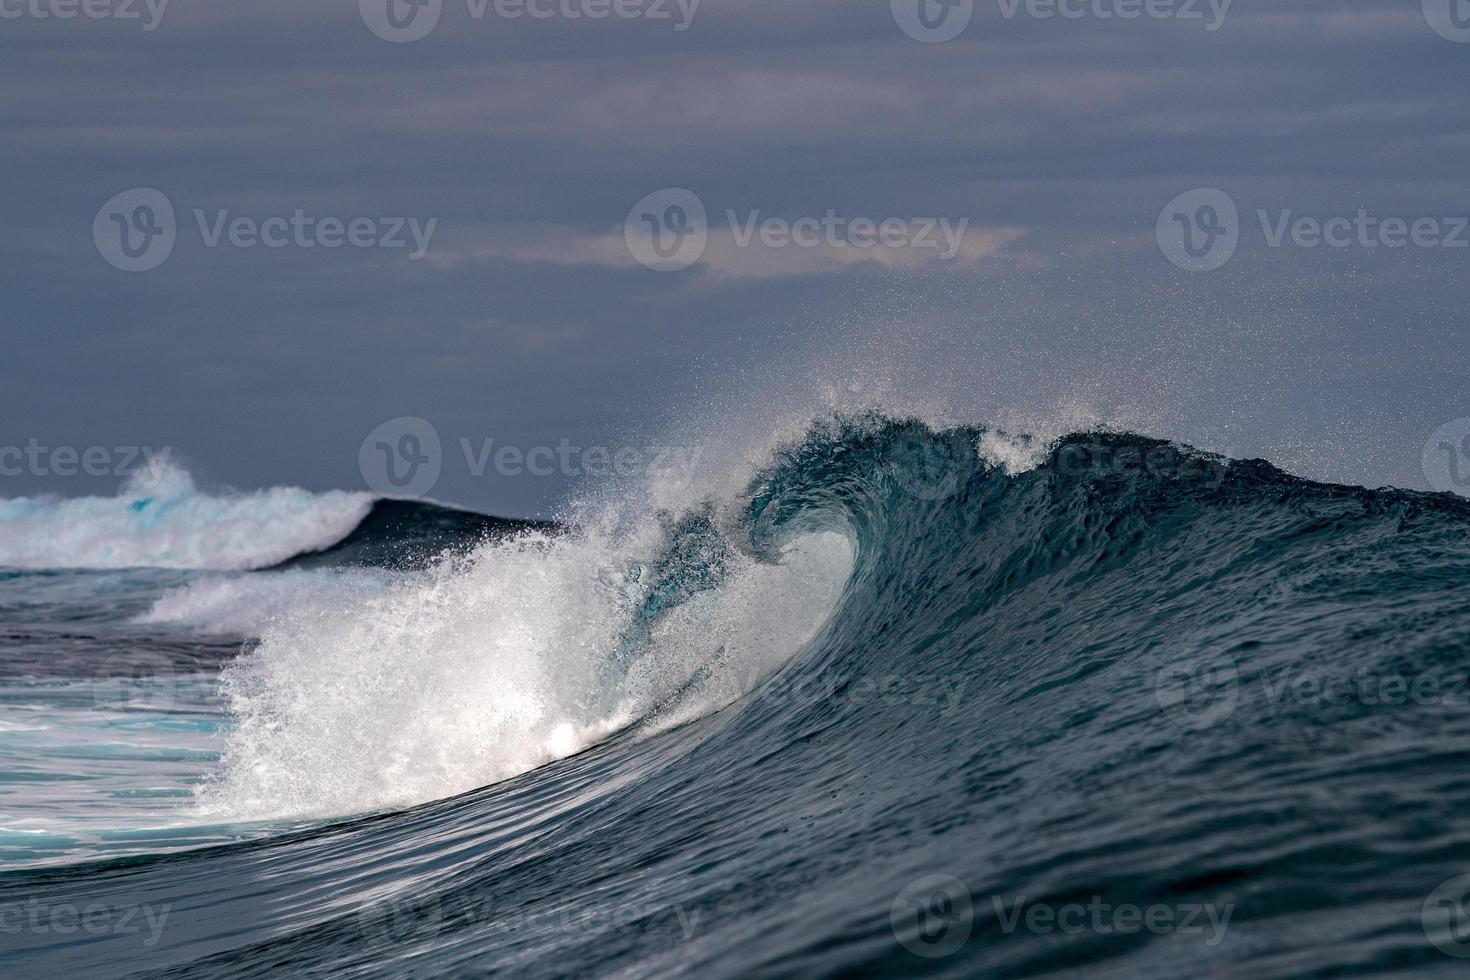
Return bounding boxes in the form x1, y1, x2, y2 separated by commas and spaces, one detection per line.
4, 414, 1470, 978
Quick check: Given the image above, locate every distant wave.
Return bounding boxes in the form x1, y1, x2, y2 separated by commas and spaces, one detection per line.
270, 497, 556, 571
0, 462, 558, 574
0, 464, 372, 571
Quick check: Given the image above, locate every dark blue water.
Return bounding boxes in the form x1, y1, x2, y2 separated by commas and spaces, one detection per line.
4, 416, 1470, 977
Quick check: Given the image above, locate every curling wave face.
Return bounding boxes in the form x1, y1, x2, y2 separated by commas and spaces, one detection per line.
3, 414, 1470, 978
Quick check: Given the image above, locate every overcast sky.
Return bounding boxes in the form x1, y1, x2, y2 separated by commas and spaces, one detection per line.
3, 0, 1467, 516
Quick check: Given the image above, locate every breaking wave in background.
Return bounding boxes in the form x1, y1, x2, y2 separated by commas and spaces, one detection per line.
0, 463, 372, 571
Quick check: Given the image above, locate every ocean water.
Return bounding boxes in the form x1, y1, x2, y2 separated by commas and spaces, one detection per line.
3, 414, 1470, 977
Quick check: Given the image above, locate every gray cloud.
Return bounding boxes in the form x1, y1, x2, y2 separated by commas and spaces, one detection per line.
2, 0, 1467, 514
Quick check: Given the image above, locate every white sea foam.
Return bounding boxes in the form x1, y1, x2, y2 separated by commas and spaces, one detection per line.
136, 568, 399, 636
0, 464, 372, 571
195, 522, 853, 822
